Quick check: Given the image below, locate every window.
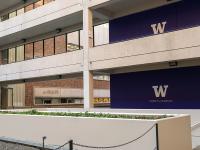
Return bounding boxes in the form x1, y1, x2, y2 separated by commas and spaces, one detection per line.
44, 38, 54, 56
34, 40, 44, 58
35, 97, 82, 105
35, 98, 43, 104
9, 11, 17, 19
1, 14, 9, 21
1, 50, 8, 64
67, 31, 80, 52
16, 45, 25, 62
55, 35, 66, 54
44, 99, 51, 104
34, 0, 44, 8
17, 8, 25, 16
44, 0, 54, 4
25, 43, 34, 60
94, 23, 109, 46
25, 4, 34, 12
8, 48, 16, 63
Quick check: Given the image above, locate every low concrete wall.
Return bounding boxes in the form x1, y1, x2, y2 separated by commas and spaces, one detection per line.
158, 116, 192, 150
0, 141, 39, 150
0, 113, 192, 150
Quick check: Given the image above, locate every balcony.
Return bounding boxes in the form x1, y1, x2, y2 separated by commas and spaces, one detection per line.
0, 0, 82, 46
0, 50, 83, 82
89, 26, 200, 71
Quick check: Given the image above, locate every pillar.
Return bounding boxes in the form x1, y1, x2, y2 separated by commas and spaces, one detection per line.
83, 0, 94, 110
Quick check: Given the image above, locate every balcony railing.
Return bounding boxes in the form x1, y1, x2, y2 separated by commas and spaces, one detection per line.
0, 0, 55, 22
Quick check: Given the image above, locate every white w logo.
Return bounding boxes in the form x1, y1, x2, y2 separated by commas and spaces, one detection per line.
152, 85, 168, 98
151, 21, 167, 35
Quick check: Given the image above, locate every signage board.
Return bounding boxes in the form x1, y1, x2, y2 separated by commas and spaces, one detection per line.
111, 67, 200, 109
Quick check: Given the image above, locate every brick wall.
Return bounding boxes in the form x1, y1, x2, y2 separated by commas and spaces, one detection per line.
25, 78, 110, 107
44, 38, 54, 56
34, 40, 43, 58
25, 43, 34, 60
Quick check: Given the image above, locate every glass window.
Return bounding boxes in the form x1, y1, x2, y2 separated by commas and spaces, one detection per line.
34, 0, 44, 8
16, 45, 24, 62
55, 35, 66, 54
8, 48, 16, 64
35, 98, 43, 104
9, 11, 17, 19
80, 30, 83, 49
44, 38, 54, 56
44, 0, 54, 4
25, 4, 34, 12
67, 31, 79, 52
25, 43, 34, 60
94, 23, 109, 46
1, 14, 9, 21
17, 8, 24, 16
34, 40, 43, 58
2, 50, 8, 64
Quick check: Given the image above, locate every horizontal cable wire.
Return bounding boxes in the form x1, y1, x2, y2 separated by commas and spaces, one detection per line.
73, 124, 156, 149
53, 141, 69, 150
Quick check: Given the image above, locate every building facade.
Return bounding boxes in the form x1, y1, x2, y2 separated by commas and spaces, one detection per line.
0, 0, 200, 121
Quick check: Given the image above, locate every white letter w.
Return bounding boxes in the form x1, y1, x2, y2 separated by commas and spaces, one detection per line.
151, 21, 167, 35
152, 85, 168, 98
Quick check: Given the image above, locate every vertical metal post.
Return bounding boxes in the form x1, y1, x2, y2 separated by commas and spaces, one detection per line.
156, 123, 160, 150
69, 140, 73, 150
42, 136, 47, 150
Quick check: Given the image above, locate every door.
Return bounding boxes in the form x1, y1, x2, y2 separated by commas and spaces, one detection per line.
1, 87, 13, 109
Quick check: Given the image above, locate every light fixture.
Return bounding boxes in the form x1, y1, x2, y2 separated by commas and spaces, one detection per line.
56, 28, 62, 33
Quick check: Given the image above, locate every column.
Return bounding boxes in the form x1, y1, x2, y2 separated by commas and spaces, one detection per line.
83, 0, 94, 110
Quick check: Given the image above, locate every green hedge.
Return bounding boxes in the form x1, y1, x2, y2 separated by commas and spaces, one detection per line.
0, 109, 172, 120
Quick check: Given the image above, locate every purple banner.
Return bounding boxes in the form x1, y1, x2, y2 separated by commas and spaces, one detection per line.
111, 67, 200, 109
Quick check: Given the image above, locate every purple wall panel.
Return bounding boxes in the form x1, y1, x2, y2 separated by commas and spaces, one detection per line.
111, 67, 200, 109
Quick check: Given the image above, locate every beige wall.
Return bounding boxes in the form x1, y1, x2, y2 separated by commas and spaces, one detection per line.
158, 116, 192, 150
8, 83, 25, 107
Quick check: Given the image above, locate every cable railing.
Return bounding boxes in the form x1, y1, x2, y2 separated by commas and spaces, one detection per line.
192, 122, 200, 138
52, 123, 158, 150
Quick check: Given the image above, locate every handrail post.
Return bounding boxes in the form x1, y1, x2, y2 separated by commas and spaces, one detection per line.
69, 140, 73, 150
156, 123, 159, 150
42, 136, 47, 150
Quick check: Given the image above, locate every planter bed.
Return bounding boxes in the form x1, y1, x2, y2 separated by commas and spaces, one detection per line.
0, 109, 171, 120
0, 110, 192, 150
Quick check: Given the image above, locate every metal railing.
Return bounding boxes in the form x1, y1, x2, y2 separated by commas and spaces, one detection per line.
192, 122, 200, 138
52, 123, 158, 150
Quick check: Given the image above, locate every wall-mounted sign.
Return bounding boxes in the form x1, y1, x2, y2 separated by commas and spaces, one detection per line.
34, 88, 110, 99
94, 98, 110, 104
111, 66, 200, 109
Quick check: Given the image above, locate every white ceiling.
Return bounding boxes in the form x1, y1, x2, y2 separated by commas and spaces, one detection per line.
0, 0, 22, 11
